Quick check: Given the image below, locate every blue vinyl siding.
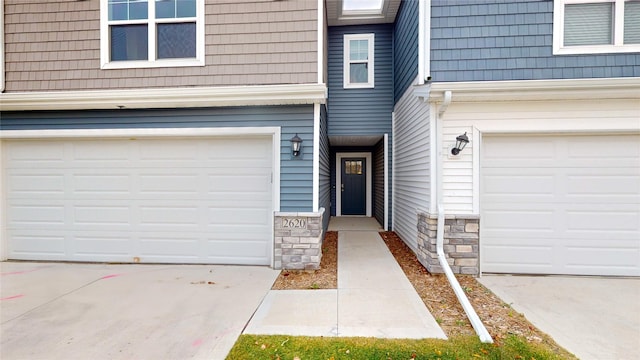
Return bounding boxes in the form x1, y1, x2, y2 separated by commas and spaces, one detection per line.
431, 0, 640, 81
328, 25, 394, 136
318, 104, 331, 231
0, 105, 314, 212
394, 0, 419, 102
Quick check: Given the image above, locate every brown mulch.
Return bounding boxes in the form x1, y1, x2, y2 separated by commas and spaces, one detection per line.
271, 230, 574, 358
271, 231, 337, 290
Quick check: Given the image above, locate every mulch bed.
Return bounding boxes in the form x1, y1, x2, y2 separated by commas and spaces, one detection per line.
271, 230, 575, 358
271, 231, 337, 290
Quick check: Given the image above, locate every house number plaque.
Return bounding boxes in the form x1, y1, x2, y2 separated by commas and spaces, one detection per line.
282, 218, 307, 228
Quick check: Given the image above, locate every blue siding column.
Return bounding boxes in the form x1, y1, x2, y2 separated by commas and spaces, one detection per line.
327, 24, 394, 137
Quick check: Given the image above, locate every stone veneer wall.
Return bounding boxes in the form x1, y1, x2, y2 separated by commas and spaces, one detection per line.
273, 208, 325, 270
417, 212, 480, 275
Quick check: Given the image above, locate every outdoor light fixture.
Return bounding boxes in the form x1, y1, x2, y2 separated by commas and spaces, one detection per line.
291, 134, 303, 157
451, 132, 469, 155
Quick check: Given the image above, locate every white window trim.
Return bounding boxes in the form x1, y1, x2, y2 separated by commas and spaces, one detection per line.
343, 33, 375, 89
553, 0, 640, 54
100, 0, 205, 69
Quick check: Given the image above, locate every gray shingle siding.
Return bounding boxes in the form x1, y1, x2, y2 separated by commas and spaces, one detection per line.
328, 24, 394, 136
0, 105, 314, 212
394, 0, 419, 102
431, 0, 640, 81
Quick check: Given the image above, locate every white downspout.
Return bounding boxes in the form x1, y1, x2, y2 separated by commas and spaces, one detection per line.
435, 91, 493, 344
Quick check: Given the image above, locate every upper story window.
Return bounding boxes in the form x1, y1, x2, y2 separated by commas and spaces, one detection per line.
100, 0, 205, 69
553, 0, 640, 54
343, 34, 375, 89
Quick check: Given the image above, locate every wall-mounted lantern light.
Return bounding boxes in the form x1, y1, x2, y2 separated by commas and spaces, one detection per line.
451, 132, 469, 155
291, 134, 303, 157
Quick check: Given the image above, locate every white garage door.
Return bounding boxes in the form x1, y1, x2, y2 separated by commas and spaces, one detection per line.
481, 134, 640, 276
3, 136, 273, 265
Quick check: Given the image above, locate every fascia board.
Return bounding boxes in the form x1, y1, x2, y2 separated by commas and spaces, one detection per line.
427, 78, 640, 103
0, 84, 328, 111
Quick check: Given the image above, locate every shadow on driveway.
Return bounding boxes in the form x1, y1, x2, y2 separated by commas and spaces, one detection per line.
1, 262, 279, 360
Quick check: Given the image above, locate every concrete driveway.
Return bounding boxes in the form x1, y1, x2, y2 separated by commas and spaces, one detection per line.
479, 275, 640, 360
1, 262, 279, 360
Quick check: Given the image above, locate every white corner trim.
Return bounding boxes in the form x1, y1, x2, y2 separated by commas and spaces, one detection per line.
0, 83, 328, 111
318, 0, 325, 84
472, 127, 480, 214
312, 104, 321, 212
418, 0, 431, 84
0, 0, 4, 93
384, 133, 389, 230
428, 77, 640, 103
335, 152, 372, 217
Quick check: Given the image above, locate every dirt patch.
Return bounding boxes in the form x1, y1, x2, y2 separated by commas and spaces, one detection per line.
272, 231, 337, 290
271, 230, 574, 358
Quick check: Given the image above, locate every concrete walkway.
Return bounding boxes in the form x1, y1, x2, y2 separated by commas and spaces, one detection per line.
244, 217, 446, 339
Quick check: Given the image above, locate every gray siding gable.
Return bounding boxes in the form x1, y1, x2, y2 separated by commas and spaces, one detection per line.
431, 0, 640, 81
328, 24, 394, 136
0, 105, 315, 212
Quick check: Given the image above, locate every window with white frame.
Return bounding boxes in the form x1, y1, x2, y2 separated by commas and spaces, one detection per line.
100, 0, 205, 69
343, 34, 375, 88
554, 0, 640, 54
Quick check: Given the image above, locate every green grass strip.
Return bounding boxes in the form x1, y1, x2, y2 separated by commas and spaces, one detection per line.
227, 334, 569, 359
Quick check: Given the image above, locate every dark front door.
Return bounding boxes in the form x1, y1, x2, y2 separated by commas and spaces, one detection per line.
341, 158, 366, 215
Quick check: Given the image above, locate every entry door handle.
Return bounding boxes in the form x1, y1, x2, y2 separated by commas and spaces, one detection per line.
341, 183, 344, 192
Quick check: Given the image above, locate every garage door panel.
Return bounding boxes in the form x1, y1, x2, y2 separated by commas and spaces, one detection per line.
74, 205, 132, 226
138, 140, 201, 160
567, 175, 640, 196
482, 175, 555, 196
139, 206, 201, 227
5, 142, 66, 165
7, 173, 66, 196
566, 210, 639, 231
8, 204, 66, 226
73, 174, 132, 195
483, 245, 553, 267
9, 234, 67, 258
482, 134, 640, 276
139, 174, 202, 195
482, 209, 556, 232
72, 235, 134, 258
72, 141, 131, 162
4, 137, 274, 265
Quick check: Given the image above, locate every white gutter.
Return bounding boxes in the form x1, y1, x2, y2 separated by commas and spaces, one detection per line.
435, 93, 493, 344
0, 83, 328, 111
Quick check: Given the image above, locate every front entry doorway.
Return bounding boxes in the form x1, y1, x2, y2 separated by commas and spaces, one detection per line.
341, 158, 366, 215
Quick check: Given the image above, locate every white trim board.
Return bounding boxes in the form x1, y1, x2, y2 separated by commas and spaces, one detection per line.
335, 152, 372, 217
0, 84, 328, 111
312, 104, 321, 212
428, 77, 640, 103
